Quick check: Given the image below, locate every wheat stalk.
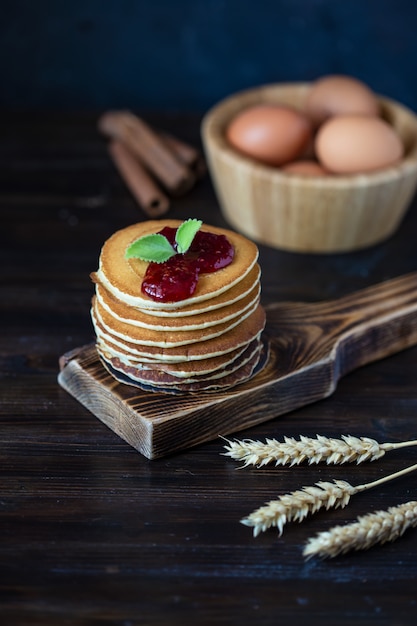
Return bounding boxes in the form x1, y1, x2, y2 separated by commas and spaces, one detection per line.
241, 462, 417, 537
303, 500, 417, 559
222, 435, 417, 467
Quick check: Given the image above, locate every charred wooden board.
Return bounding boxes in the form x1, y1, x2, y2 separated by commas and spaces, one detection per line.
58, 272, 417, 459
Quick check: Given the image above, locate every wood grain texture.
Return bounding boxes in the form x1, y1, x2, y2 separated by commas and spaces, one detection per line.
4, 111, 417, 625
59, 272, 417, 458
202, 83, 417, 252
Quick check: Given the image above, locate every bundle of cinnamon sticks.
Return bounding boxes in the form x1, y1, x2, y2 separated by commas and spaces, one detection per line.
98, 111, 205, 217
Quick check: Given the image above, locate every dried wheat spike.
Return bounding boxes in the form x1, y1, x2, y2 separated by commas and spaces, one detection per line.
303, 500, 417, 559
241, 480, 355, 536
222, 435, 417, 467
241, 462, 417, 537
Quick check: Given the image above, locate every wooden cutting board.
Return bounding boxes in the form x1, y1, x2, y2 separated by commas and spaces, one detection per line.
58, 272, 417, 459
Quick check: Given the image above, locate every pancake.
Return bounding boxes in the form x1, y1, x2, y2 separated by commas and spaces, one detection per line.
99, 343, 262, 387
97, 336, 254, 378
93, 294, 260, 348
95, 281, 261, 331
91, 303, 266, 361
98, 338, 267, 393
91, 219, 267, 393
95, 220, 259, 310
91, 263, 261, 318
100, 337, 269, 394
97, 337, 262, 385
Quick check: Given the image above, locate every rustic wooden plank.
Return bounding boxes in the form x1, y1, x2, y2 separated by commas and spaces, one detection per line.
58, 272, 417, 458
4, 111, 417, 624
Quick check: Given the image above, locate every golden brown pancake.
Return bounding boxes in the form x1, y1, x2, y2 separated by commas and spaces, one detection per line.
91, 263, 261, 317
91, 303, 266, 361
94, 220, 259, 310
95, 281, 261, 331
93, 295, 260, 347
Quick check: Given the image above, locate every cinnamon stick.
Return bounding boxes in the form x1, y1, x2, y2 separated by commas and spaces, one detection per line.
159, 132, 206, 178
108, 140, 170, 218
98, 111, 195, 195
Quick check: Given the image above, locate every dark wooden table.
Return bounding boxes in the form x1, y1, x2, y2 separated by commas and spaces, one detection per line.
2, 112, 417, 625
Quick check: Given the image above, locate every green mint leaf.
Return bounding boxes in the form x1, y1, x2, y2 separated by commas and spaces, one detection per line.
125, 233, 176, 263
175, 218, 203, 254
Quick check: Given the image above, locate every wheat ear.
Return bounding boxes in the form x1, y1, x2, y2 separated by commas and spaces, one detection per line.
303, 500, 417, 559
222, 435, 417, 467
241, 462, 417, 537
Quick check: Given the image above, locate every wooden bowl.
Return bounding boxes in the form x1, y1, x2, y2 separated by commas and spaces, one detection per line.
201, 83, 417, 253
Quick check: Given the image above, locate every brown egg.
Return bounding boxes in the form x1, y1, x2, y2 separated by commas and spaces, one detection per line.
226, 104, 312, 167
281, 160, 329, 176
305, 75, 379, 127
315, 114, 404, 174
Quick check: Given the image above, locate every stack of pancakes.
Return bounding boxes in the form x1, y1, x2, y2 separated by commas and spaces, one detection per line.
91, 220, 266, 393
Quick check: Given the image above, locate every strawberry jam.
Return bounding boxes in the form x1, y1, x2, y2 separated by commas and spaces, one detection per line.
141, 226, 234, 302
142, 255, 200, 303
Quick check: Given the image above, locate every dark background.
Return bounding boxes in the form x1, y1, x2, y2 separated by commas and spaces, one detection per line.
3, 3, 417, 623
1, 0, 417, 114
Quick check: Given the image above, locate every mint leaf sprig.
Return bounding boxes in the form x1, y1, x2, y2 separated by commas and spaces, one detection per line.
175, 219, 202, 254
125, 233, 175, 263
125, 219, 202, 263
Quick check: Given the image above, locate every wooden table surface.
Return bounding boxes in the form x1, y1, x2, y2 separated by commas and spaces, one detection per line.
2, 112, 417, 625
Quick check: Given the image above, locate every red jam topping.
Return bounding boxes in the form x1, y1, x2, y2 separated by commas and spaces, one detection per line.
141, 226, 234, 302
142, 255, 200, 303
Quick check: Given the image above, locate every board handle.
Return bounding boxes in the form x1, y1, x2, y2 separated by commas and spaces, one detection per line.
315, 271, 417, 377
266, 272, 417, 379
